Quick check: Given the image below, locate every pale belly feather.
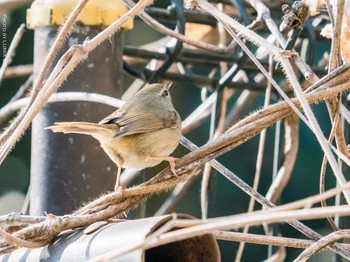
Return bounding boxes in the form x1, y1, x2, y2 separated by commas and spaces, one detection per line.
101, 128, 181, 170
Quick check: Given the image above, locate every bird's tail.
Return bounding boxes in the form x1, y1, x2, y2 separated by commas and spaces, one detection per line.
46, 122, 116, 138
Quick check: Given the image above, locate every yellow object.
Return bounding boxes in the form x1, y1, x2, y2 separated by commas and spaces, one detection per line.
27, 0, 133, 29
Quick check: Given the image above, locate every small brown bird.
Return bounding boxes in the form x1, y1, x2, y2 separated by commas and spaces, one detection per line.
47, 83, 182, 191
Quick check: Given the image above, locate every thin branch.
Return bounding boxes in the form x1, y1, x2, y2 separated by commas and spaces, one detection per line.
325, 0, 335, 27
0, 24, 25, 86
8, 74, 33, 103
124, 0, 236, 54
200, 5, 230, 218
90, 205, 350, 261
3, 64, 32, 79
244, 0, 318, 82
0, 92, 123, 126
0, 0, 154, 163
0, 228, 45, 248
215, 231, 314, 249
328, 0, 344, 72
188, 0, 350, 203
0, 213, 45, 224
280, 58, 350, 203
235, 54, 273, 262
187, 0, 312, 130
0, 0, 90, 145
1, 126, 350, 255
295, 230, 350, 262
320, 111, 340, 231
180, 135, 350, 258
265, 113, 299, 204
323, 0, 349, 176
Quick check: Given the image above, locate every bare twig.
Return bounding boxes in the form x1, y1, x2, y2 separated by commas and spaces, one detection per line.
0, 0, 90, 145
265, 113, 299, 204
0, 213, 45, 224
0, 24, 25, 86
320, 111, 340, 231
328, 0, 344, 71
1, 109, 350, 255
295, 230, 350, 262
180, 136, 350, 258
188, 0, 350, 204
0, 0, 153, 163
235, 54, 273, 262
0, 92, 123, 126
0, 228, 45, 248
3, 65, 33, 79
200, 3, 231, 218
215, 231, 314, 249
90, 205, 350, 261
124, 0, 236, 54
244, 0, 318, 82
323, 0, 349, 169
8, 74, 33, 103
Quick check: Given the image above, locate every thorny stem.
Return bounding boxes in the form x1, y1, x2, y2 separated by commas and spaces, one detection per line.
0, 0, 154, 164
1, 1, 350, 260
1, 79, 350, 255
323, 0, 349, 175
91, 206, 350, 261
0, 24, 25, 87
189, 0, 350, 203
295, 230, 350, 262
0, 0, 89, 145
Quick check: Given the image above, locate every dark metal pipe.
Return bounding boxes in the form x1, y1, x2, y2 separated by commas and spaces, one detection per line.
30, 26, 123, 215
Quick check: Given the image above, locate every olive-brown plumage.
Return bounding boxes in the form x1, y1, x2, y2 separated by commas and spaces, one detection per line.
47, 83, 182, 190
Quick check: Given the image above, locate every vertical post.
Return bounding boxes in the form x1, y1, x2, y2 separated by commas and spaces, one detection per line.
27, 0, 133, 215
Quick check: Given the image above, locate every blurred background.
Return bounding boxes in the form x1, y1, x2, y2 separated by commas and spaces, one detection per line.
0, 0, 348, 261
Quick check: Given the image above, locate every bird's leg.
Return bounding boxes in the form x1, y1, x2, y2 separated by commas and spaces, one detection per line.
114, 164, 122, 191
149, 156, 178, 176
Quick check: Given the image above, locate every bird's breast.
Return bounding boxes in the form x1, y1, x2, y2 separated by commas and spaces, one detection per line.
103, 127, 181, 170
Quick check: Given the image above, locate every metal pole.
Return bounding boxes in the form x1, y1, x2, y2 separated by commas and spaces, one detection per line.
27, 1, 131, 215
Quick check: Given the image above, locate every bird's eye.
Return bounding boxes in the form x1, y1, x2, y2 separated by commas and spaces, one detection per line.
162, 89, 169, 97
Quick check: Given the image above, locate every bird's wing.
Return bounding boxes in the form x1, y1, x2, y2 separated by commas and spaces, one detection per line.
99, 110, 179, 137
